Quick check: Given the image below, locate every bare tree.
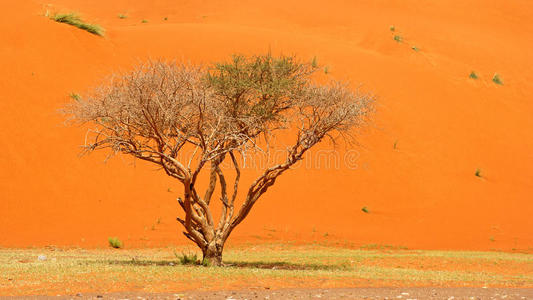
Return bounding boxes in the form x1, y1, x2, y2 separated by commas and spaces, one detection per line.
64, 54, 374, 266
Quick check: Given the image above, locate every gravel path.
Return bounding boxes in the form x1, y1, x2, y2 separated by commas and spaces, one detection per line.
5, 288, 532, 300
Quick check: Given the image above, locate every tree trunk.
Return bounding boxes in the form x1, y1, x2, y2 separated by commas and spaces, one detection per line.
202, 242, 223, 266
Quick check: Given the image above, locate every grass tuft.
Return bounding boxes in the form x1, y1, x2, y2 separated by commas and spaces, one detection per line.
176, 252, 199, 265
492, 73, 503, 85
118, 14, 127, 19
411, 46, 420, 51
390, 25, 395, 32
324, 66, 329, 74
141, 19, 148, 23
311, 56, 318, 68
361, 206, 369, 213
393, 35, 402, 43
469, 71, 479, 79
69, 93, 81, 101
50, 13, 104, 36
108, 237, 123, 249
475, 168, 482, 178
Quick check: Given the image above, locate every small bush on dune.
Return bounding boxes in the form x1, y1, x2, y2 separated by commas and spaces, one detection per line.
108, 237, 123, 248
469, 71, 479, 79
393, 35, 402, 42
175, 252, 201, 265
50, 13, 104, 36
492, 73, 503, 85
118, 14, 127, 19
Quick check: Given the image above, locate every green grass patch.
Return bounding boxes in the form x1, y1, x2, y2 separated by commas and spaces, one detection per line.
469, 71, 479, 79
492, 73, 503, 85
108, 237, 123, 249
393, 35, 402, 43
50, 13, 104, 36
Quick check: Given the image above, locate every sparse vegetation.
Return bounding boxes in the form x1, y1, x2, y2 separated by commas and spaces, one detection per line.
393, 35, 402, 42
50, 13, 104, 36
393, 140, 398, 149
108, 237, 123, 249
1, 245, 532, 295
390, 25, 395, 32
411, 46, 420, 51
469, 71, 479, 79
69, 93, 81, 101
492, 73, 503, 85
311, 55, 318, 68
164, 17, 168, 21
118, 14, 127, 19
141, 19, 148, 23
361, 206, 369, 213
176, 252, 200, 265
324, 66, 329, 74
475, 168, 482, 178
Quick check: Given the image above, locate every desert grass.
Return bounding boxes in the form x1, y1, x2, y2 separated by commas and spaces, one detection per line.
50, 13, 104, 36
0, 244, 531, 296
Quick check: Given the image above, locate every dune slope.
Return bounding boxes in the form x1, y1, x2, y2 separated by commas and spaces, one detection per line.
0, 0, 532, 250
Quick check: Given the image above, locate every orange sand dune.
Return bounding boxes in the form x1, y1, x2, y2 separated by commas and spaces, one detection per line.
1, 0, 532, 250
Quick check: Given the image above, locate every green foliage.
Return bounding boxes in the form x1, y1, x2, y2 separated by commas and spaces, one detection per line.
50, 13, 104, 36
411, 46, 420, 51
475, 168, 482, 178
390, 25, 395, 32
361, 206, 369, 213
108, 237, 123, 249
492, 73, 503, 85
311, 56, 318, 68
324, 66, 329, 74
176, 252, 199, 265
118, 14, 127, 19
469, 71, 479, 79
141, 19, 148, 23
205, 53, 315, 124
393, 35, 402, 42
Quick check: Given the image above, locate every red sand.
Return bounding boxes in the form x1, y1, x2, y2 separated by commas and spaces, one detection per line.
1, 0, 532, 250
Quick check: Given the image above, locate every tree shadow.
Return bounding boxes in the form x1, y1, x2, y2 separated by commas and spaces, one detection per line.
223, 260, 350, 271
95, 259, 350, 271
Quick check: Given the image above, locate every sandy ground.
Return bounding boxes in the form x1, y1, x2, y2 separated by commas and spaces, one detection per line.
2, 288, 532, 300
1, 0, 532, 251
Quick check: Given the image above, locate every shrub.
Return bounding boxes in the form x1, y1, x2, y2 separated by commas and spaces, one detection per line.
492, 73, 503, 85
176, 252, 199, 265
141, 19, 148, 23
411, 46, 420, 51
311, 56, 318, 68
390, 25, 395, 32
108, 237, 123, 248
118, 14, 127, 19
69, 93, 81, 101
50, 13, 104, 36
475, 168, 482, 177
393, 35, 402, 42
361, 206, 369, 213
469, 71, 478, 79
